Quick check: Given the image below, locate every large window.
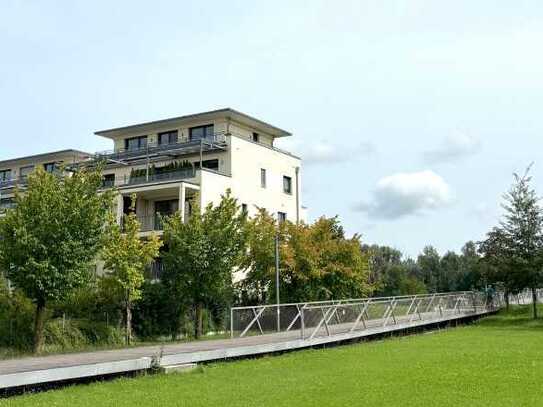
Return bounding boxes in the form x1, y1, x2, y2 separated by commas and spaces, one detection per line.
261, 169, 267, 188
189, 124, 214, 141
125, 136, 148, 151
102, 174, 115, 187
278, 212, 287, 224
20, 165, 34, 178
158, 130, 178, 145
0, 169, 11, 182
283, 176, 292, 194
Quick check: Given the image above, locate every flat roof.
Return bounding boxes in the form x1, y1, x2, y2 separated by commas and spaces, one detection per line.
0, 149, 91, 168
94, 108, 292, 138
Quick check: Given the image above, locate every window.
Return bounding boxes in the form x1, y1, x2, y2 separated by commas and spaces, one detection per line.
241, 203, 248, 215
278, 212, 287, 224
102, 174, 115, 187
43, 162, 57, 173
252, 132, 259, 143
125, 136, 148, 151
194, 159, 219, 171
155, 199, 179, 216
158, 130, 178, 145
0, 169, 11, 182
260, 169, 267, 188
189, 124, 214, 141
20, 165, 34, 178
0, 198, 15, 210
283, 176, 292, 194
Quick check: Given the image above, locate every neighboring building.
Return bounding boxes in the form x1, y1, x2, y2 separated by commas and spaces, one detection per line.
0, 149, 91, 213
0, 108, 306, 279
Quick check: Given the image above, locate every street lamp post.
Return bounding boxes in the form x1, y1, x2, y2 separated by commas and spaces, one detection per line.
275, 233, 280, 332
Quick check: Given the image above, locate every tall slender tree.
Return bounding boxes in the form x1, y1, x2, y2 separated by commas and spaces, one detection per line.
101, 196, 162, 344
500, 166, 543, 318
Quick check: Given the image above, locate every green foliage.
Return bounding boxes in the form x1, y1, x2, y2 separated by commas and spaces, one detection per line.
9, 307, 543, 407
241, 213, 372, 303
0, 166, 115, 352
162, 190, 247, 338
479, 166, 543, 318
129, 160, 193, 180
0, 289, 35, 351
101, 196, 162, 343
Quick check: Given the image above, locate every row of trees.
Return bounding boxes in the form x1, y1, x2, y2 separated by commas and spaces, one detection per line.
1, 164, 541, 353
364, 242, 483, 298
0, 167, 372, 352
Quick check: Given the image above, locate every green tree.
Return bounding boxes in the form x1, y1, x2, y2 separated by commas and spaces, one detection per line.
101, 197, 162, 344
417, 246, 441, 293
162, 191, 247, 339
0, 167, 114, 353
499, 167, 543, 318
242, 214, 372, 303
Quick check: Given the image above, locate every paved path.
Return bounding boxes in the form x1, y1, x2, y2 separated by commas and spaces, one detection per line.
0, 307, 493, 391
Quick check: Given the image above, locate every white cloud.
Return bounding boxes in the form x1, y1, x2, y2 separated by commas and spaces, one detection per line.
354, 170, 453, 220
278, 139, 375, 165
423, 132, 481, 164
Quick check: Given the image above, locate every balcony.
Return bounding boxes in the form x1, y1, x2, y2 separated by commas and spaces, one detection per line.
102, 167, 197, 189
0, 177, 26, 191
95, 133, 228, 164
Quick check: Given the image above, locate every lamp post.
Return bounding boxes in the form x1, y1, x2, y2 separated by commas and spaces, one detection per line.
275, 232, 280, 332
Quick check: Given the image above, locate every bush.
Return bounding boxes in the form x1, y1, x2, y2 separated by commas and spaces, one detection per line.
0, 288, 35, 351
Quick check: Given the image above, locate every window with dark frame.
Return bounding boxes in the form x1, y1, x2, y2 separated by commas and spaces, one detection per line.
252, 132, 259, 143
158, 130, 178, 145
0, 169, 11, 181
194, 159, 219, 171
43, 162, 57, 173
283, 175, 292, 194
125, 136, 148, 151
260, 168, 267, 188
278, 212, 287, 224
189, 124, 214, 141
102, 174, 115, 187
241, 203, 248, 215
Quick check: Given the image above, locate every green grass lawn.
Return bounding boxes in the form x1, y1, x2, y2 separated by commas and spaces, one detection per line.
3, 305, 543, 406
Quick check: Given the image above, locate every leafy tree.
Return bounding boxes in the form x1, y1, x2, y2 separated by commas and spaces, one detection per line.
0, 167, 114, 353
162, 191, 247, 339
478, 227, 519, 310
417, 246, 441, 293
439, 251, 461, 292
457, 241, 483, 291
242, 214, 372, 303
101, 197, 162, 344
499, 167, 543, 318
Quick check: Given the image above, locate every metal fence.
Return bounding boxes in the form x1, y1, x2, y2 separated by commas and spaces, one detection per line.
230, 291, 502, 340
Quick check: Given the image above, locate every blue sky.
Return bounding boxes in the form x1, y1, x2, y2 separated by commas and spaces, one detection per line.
1, 1, 543, 257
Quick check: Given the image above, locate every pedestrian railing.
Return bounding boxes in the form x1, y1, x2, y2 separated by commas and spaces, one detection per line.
230, 291, 501, 340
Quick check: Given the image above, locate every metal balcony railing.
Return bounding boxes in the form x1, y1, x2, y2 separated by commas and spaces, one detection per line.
102, 168, 196, 189
95, 133, 228, 164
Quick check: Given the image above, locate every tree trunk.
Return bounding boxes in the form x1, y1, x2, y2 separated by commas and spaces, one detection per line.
194, 303, 204, 339
532, 286, 538, 320
125, 295, 132, 345
505, 289, 510, 311
33, 298, 47, 354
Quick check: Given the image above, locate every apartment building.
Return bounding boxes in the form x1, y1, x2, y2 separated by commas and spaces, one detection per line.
0, 149, 91, 212
0, 108, 305, 236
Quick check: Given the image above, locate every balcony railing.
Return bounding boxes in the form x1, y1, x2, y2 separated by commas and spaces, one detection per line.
95, 133, 227, 164
102, 168, 196, 189
0, 177, 27, 190
122, 213, 170, 232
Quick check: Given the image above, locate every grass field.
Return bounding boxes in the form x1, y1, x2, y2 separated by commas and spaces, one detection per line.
3, 305, 542, 406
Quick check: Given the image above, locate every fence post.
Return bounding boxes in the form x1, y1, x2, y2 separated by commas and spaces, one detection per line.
300, 306, 305, 340
230, 308, 234, 339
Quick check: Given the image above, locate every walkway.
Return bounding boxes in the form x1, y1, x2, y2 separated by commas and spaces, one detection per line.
0, 291, 498, 391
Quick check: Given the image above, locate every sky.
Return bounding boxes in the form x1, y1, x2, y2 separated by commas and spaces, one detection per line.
1, 0, 543, 258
